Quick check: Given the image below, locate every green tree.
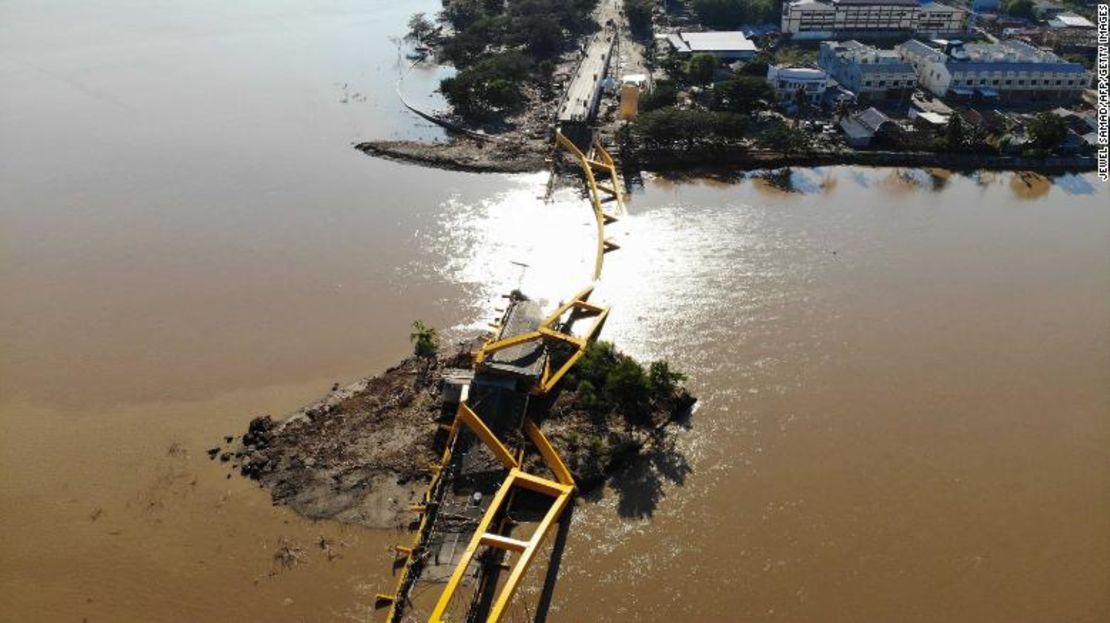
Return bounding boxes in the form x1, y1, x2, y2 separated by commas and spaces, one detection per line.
687, 53, 717, 84
1026, 112, 1068, 151
762, 121, 813, 153
410, 321, 439, 358
604, 358, 652, 424
639, 79, 678, 111
647, 360, 686, 402
691, 0, 777, 28
624, 0, 654, 38
442, 0, 485, 31
440, 50, 533, 118
405, 13, 436, 44
792, 86, 809, 120
710, 76, 775, 112
945, 114, 966, 151
633, 108, 747, 148
735, 59, 769, 77
1002, 0, 1035, 19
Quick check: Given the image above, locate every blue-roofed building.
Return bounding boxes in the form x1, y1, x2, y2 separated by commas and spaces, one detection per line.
819, 40, 917, 102
897, 38, 1088, 101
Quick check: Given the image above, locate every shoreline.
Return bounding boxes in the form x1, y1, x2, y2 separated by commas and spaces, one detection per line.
358, 138, 1096, 176
356, 139, 548, 174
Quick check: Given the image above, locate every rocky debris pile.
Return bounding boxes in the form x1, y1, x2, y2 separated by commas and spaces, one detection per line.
213, 356, 459, 528
215, 341, 695, 528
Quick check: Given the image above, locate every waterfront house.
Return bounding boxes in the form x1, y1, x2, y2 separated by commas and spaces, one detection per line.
819, 40, 917, 102
767, 65, 831, 106
897, 38, 1088, 101
839, 106, 895, 146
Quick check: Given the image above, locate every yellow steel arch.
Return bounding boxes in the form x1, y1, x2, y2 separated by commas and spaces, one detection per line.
381, 131, 624, 623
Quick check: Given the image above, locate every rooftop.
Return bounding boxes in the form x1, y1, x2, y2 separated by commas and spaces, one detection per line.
824, 40, 915, 72
675, 31, 758, 54
1047, 13, 1095, 28
901, 38, 1088, 73
769, 65, 829, 80
853, 107, 893, 132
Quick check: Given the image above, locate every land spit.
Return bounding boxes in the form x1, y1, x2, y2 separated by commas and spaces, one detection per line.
214, 342, 695, 529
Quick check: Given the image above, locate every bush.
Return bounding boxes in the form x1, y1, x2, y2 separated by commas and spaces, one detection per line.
410, 321, 439, 357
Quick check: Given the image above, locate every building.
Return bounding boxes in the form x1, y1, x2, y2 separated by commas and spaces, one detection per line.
767, 65, 831, 106
839, 106, 894, 146
898, 39, 1088, 101
1044, 13, 1097, 51
819, 40, 917, 101
781, 0, 967, 40
664, 31, 759, 60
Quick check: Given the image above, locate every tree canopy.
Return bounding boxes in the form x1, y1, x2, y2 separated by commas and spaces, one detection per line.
1026, 112, 1068, 151
440, 51, 533, 118
686, 53, 718, 84
691, 0, 778, 28
633, 107, 748, 148
1001, 0, 1035, 19
624, 0, 654, 38
710, 76, 775, 112
639, 79, 679, 112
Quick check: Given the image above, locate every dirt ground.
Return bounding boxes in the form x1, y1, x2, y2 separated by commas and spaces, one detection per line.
211, 355, 461, 529
214, 342, 694, 529
356, 138, 549, 174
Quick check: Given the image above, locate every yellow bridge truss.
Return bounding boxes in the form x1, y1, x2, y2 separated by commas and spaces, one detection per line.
380, 129, 624, 622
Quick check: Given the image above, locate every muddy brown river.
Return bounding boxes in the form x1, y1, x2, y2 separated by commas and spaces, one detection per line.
2, 2, 1108, 622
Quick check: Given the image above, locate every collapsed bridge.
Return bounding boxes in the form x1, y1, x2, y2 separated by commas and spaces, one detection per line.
377, 132, 626, 622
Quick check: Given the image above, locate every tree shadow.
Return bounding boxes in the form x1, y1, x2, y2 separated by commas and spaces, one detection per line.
608, 433, 691, 519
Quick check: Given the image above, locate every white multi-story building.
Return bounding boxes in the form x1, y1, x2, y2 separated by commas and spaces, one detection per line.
782, 0, 967, 40
819, 40, 917, 101
897, 39, 1088, 100
767, 65, 831, 106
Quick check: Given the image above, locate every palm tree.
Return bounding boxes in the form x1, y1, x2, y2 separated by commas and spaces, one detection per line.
793, 87, 808, 127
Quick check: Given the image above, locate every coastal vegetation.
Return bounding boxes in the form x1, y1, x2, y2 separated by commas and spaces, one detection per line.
422, 0, 600, 120
623, 0, 654, 38
410, 320, 439, 358
690, 0, 780, 28
230, 337, 695, 527
544, 341, 695, 486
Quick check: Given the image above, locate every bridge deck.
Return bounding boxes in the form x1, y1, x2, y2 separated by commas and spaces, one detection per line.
557, 32, 614, 124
